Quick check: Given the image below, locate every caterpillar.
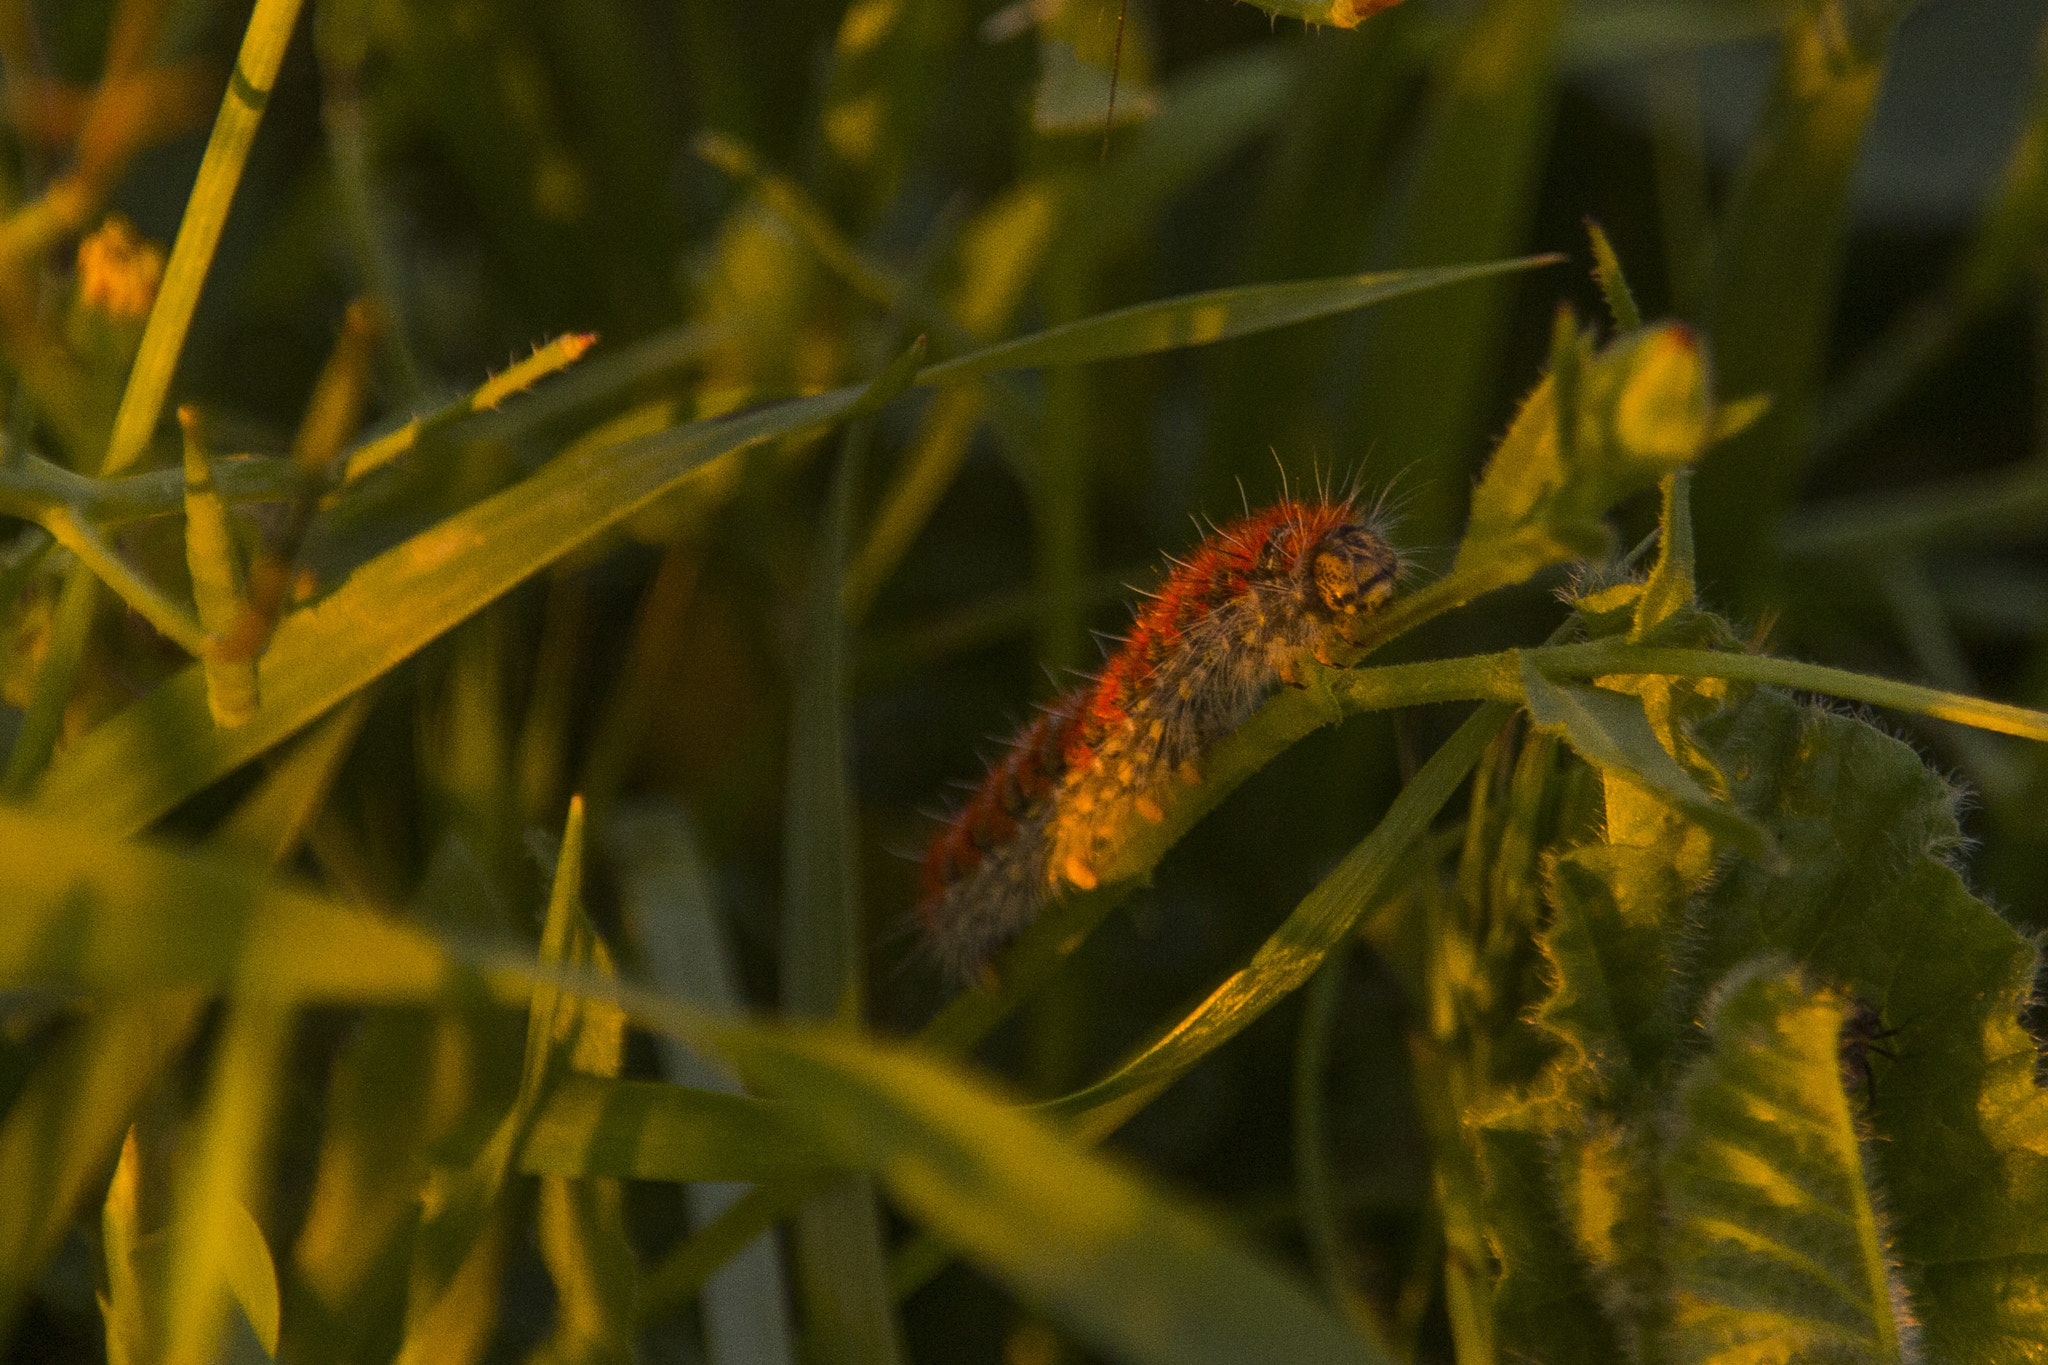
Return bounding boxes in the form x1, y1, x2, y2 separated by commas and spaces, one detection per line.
918, 494, 1403, 981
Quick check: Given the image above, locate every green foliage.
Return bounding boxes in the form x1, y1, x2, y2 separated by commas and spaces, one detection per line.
0, 1, 2045, 1363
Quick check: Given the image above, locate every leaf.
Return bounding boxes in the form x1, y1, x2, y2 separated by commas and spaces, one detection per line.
1455, 322, 1711, 581
1677, 697, 2048, 1359
1517, 655, 1776, 865
916, 258, 1560, 383
1488, 645, 2048, 1360
1662, 961, 1917, 1365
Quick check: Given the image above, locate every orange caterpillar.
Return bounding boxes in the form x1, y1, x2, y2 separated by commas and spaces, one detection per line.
918, 496, 1403, 980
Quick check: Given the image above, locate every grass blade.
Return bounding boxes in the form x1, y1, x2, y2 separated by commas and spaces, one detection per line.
781, 355, 906, 1365
33, 386, 866, 835
102, 0, 306, 475
711, 1022, 1394, 1365
1042, 702, 1513, 1135
1694, 0, 1907, 603
917, 258, 1560, 383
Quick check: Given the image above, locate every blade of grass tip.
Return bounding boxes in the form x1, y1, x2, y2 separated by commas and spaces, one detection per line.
102, 0, 306, 477
1694, 0, 1907, 605
1584, 219, 1642, 331
782, 346, 912, 1365
342, 331, 599, 483
914, 258, 1562, 383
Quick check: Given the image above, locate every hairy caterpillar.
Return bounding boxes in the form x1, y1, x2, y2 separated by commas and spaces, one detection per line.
918, 495, 1403, 980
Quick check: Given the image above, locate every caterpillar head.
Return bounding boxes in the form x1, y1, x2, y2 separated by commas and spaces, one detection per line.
1304, 519, 1400, 624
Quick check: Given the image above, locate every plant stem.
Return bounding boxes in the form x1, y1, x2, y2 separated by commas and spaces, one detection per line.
101, 0, 306, 475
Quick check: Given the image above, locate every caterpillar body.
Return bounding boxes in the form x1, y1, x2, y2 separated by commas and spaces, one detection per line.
918, 496, 1403, 981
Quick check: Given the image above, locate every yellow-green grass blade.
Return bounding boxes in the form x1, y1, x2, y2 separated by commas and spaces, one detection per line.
0, 804, 1389, 1365
32, 385, 865, 835
518, 1075, 833, 1183
35, 262, 1540, 839
780, 356, 906, 1364
102, 0, 305, 476
1041, 702, 1513, 1135
917, 258, 1560, 383
0, 809, 500, 1001
0, 700, 367, 1333
710, 1021, 1394, 1365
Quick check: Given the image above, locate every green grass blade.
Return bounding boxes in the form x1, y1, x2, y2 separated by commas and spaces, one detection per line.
1694, 0, 1908, 603
102, 0, 306, 476
781, 358, 904, 1365
518, 1076, 831, 1183
1344, 0, 1570, 547
1041, 702, 1513, 1135
0, 809, 491, 1000
32, 385, 866, 835
916, 258, 1561, 383
712, 1022, 1394, 1365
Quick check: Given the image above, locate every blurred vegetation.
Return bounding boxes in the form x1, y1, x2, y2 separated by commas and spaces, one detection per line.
1, 0, 2047, 1362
